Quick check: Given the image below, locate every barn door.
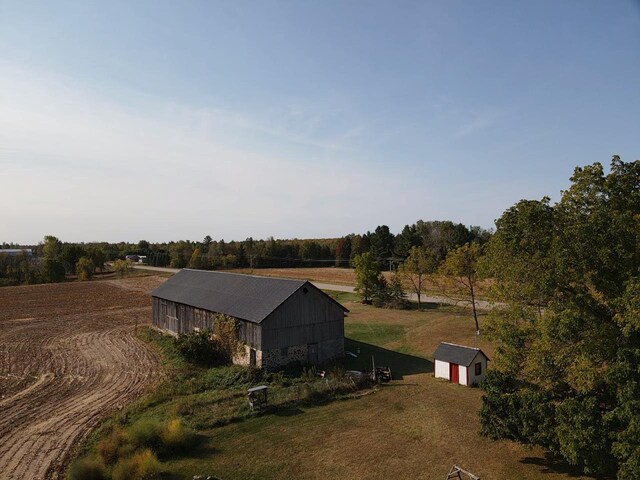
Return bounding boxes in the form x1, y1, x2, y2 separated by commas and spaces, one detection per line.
450, 363, 459, 384
249, 348, 257, 367
307, 343, 318, 365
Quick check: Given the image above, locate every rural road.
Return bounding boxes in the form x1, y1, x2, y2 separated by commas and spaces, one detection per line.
132, 265, 494, 310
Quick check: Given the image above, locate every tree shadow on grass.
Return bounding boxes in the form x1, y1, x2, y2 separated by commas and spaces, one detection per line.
520, 453, 608, 479
273, 406, 304, 417
343, 338, 433, 380
415, 301, 441, 310
166, 433, 220, 464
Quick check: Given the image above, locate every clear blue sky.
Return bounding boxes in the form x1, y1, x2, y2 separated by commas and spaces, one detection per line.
1, 1, 639, 244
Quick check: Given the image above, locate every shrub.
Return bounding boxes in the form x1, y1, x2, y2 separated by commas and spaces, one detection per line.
160, 418, 196, 453
76, 256, 95, 280
113, 259, 130, 277
132, 449, 162, 479
68, 457, 107, 480
112, 448, 161, 480
127, 418, 163, 451
175, 330, 221, 366
175, 315, 241, 366
97, 427, 128, 465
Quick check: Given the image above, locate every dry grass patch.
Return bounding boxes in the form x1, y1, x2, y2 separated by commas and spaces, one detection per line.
232, 266, 492, 298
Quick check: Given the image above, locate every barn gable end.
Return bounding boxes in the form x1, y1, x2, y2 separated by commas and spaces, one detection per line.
260, 283, 346, 368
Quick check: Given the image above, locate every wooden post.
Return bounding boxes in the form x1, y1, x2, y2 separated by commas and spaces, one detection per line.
371, 355, 376, 382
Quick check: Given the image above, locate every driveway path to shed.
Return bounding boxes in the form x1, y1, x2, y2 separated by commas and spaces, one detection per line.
132, 265, 494, 310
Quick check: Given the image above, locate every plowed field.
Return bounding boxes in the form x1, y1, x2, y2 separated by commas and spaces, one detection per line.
0, 276, 166, 479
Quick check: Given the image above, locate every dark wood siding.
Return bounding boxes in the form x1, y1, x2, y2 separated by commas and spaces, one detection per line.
261, 286, 344, 350
152, 297, 261, 347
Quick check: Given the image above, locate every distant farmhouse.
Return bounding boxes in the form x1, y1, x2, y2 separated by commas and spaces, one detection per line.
151, 269, 348, 369
125, 254, 147, 263
0, 249, 32, 256
434, 342, 489, 386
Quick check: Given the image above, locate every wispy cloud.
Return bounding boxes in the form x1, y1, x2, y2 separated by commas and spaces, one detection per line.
451, 108, 504, 139
0, 63, 422, 243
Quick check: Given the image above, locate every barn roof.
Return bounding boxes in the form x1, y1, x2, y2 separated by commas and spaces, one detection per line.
433, 342, 489, 366
151, 269, 348, 324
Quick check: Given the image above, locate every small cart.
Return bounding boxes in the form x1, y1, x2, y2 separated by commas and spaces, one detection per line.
247, 385, 268, 411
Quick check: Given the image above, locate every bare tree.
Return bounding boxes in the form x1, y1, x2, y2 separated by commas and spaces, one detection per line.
400, 246, 439, 311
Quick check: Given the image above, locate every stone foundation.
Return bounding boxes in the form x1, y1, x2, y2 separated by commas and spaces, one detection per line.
232, 338, 345, 370
262, 344, 309, 370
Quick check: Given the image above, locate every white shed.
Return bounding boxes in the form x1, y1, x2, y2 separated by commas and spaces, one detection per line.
433, 342, 489, 386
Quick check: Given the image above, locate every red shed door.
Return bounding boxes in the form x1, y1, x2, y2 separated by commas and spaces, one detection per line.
450, 363, 459, 384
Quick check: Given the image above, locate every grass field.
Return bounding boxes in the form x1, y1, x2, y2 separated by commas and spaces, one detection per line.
149, 292, 590, 480
234, 266, 492, 299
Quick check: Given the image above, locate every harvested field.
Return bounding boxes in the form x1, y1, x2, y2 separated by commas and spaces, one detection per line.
0, 276, 166, 479
234, 267, 359, 285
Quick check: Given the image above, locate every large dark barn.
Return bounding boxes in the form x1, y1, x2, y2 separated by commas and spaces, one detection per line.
151, 269, 348, 369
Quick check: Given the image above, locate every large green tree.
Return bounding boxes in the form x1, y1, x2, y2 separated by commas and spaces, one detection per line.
353, 252, 383, 304
479, 157, 640, 477
41, 235, 65, 283
369, 225, 395, 264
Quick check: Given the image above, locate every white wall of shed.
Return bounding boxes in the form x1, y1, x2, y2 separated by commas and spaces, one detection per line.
466, 352, 488, 386
435, 359, 449, 380
459, 365, 468, 385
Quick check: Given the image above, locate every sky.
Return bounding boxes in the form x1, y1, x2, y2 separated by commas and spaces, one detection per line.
1, 1, 639, 244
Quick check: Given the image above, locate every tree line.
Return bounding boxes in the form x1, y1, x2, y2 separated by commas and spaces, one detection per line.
0, 236, 107, 286
1, 220, 490, 286
147, 220, 490, 271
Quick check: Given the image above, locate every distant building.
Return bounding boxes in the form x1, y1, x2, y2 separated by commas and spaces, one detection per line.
151, 269, 348, 369
125, 254, 139, 262
0, 249, 33, 256
433, 342, 489, 386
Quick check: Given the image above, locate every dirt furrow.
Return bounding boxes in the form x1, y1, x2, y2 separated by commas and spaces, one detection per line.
0, 278, 165, 480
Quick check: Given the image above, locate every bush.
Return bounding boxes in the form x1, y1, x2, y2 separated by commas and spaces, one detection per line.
175, 315, 241, 366
97, 427, 129, 465
112, 448, 161, 480
68, 457, 107, 480
114, 259, 130, 277
127, 418, 163, 451
175, 330, 222, 366
160, 418, 196, 453
76, 256, 95, 280
103, 417, 194, 462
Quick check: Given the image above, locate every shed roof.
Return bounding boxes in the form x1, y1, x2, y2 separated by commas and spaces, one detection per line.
433, 342, 489, 367
151, 269, 348, 324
